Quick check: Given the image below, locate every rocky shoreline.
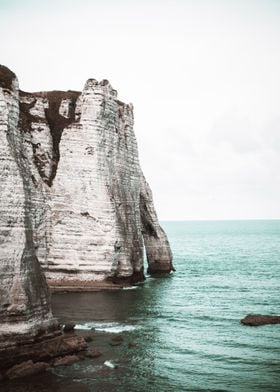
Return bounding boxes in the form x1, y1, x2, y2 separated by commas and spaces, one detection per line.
0, 330, 87, 381
0, 324, 139, 382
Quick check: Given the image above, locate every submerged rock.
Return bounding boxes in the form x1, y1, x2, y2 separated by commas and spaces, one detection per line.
128, 341, 137, 348
241, 314, 280, 326
6, 360, 49, 379
86, 349, 102, 358
84, 335, 93, 343
109, 341, 122, 347
111, 335, 124, 342
53, 355, 80, 367
0, 333, 87, 373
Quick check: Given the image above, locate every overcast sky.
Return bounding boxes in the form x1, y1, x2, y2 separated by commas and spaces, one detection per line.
1, 0, 280, 220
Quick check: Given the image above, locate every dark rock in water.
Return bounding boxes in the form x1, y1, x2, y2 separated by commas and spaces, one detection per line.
6, 360, 49, 379
53, 355, 80, 367
241, 314, 280, 326
111, 335, 124, 342
128, 341, 137, 348
109, 341, 122, 346
109, 335, 124, 347
63, 324, 76, 333
84, 336, 93, 342
86, 349, 103, 358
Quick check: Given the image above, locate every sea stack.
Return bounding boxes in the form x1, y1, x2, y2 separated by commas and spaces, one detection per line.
0, 64, 173, 368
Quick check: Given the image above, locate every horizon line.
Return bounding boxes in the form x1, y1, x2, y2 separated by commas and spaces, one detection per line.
160, 218, 280, 222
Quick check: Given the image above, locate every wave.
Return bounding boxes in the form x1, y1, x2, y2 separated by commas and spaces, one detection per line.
122, 286, 139, 290
104, 360, 117, 369
75, 321, 139, 333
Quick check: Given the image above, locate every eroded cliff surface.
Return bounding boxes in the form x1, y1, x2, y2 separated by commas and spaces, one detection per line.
1, 65, 173, 292
0, 65, 61, 366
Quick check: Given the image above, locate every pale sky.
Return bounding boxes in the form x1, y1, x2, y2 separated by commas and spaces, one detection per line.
1, 0, 280, 220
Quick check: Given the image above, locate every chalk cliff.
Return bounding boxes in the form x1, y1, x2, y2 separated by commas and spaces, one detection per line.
0, 62, 173, 290
13, 70, 173, 289
0, 65, 86, 373
0, 65, 55, 339
0, 63, 173, 372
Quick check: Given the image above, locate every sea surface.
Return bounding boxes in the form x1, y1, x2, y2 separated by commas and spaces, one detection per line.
3, 220, 280, 392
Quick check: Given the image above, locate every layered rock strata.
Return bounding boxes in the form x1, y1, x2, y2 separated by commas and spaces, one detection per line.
0, 65, 86, 373
0, 66, 173, 290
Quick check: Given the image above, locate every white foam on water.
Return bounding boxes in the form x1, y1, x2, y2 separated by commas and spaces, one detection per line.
97, 324, 137, 333
104, 360, 116, 369
75, 322, 138, 333
122, 286, 139, 290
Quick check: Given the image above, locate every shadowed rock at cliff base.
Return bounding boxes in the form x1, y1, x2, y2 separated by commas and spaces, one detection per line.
5, 360, 50, 380
0, 334, 87, 379
106, 268, 145, 285
241, 314, 280, 326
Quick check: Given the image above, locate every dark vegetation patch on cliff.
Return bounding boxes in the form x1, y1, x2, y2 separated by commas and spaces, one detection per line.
40, 90, 80, 186
19, 90, 80, 186
0, 65, 16, 90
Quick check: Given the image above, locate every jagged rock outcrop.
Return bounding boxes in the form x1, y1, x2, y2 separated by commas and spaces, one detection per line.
0, 64, 173, 292
0, 65, 86, 374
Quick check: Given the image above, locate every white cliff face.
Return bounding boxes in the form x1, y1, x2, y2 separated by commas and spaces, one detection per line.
0, 66, 58, 351
41, 79, 145, 286
1, 66, 173, 292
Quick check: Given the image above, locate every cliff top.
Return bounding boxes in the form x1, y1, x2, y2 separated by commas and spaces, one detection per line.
0, 65, 129, 107
0, 65, 16, 90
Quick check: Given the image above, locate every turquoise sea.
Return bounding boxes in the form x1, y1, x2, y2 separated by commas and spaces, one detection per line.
3, 220, 280, 392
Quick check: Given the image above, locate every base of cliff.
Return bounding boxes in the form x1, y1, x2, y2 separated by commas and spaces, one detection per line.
48, 272, 145, 292
0, 333, 87, 380
147, 263, 176, 274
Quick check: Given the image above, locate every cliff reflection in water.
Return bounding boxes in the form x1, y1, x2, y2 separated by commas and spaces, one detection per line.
52, 283, 163, 323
